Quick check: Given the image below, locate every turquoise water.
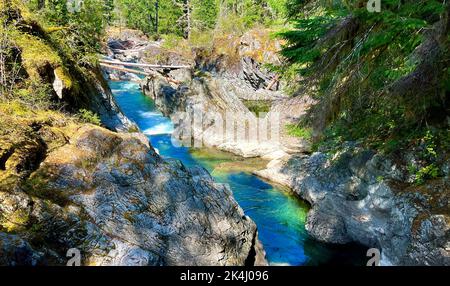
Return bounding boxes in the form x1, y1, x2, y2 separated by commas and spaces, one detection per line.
109, 81, 365, 266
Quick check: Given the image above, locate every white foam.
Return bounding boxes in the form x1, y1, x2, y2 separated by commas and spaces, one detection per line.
143, 122, 174, 135
138, 111, 162, 118
269, 262, 291, 266
121, 82, 140, 90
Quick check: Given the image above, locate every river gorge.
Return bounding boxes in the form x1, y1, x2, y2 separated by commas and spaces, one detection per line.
1, 1, 447, 266
109, 80, 366, 266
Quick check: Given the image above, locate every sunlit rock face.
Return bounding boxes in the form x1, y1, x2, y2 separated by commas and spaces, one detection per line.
0, 125, 266, 266
141, 75, 308, 160
106, 28, 308, 159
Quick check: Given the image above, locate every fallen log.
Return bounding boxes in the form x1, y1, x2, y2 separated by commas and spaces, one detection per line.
99, 59, 190, 70
100, 63, 181, 85
265, 75, 280, 91
100, 63, 151, 76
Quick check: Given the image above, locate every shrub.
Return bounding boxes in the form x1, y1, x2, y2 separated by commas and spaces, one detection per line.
78, 109, 101, 125
415, 164, 440, 185
286, 124, 312, 139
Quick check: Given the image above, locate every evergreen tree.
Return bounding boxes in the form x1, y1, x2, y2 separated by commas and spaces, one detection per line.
114, 0, 185, 36
192, 0, 219, 31
279, 0, 449, 154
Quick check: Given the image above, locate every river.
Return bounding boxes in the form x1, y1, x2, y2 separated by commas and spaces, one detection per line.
109, 80, 365, 266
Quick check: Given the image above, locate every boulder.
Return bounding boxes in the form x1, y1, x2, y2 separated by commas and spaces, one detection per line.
0, 126, 266, 266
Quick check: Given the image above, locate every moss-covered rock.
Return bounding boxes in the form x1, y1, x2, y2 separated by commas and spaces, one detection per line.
2, 1, 134, 131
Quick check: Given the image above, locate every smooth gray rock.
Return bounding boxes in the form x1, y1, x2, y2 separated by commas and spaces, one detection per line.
141, 75, 285, 159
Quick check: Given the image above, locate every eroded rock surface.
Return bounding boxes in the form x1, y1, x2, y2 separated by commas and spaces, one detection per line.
142, 75, 287, 159
255, 148, 449, 265
0, 125, 266, 266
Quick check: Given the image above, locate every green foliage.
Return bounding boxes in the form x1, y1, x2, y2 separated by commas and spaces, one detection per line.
114, 0, 193, 36
160, 33, 185, 50
280, 0, 449, 164
280, 0, 445, 82
14, 80, 54, 110
77, 109, 101, 125
410, 129, 446, 185
422, 131, 438, 159
267, 0, 287, 17
318, 122, 448, 185
228, 0, 283, 27
87, 0, 289, 39
279, 13, 339, 74
286, 124, 312, 139
192, 0, 219, 31
189, 29, 215, 48
26, 0, 110, 66
243, 100, 271, 115
414, 164, 440, 185
113, 0, 226, 36
0, 11, 19, 99
216, 12, 247, 34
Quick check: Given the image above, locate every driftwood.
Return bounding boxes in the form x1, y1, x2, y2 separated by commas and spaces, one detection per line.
99, 59, 190, 70
100, 63, 152, 76
99, 63, 181, 85
265, 75, 279, 91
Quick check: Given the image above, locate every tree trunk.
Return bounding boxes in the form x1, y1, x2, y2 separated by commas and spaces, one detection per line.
182, 0, 191, 39
155, 0, 159, 34
37, 0, 45, 10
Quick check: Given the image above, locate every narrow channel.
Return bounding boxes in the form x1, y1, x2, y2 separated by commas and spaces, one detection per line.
110, 80, 365, 266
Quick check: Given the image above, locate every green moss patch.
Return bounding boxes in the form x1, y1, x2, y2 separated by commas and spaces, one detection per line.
285, 124, 312, 139
0, 209, 30, 233
243, 100, 272, 115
